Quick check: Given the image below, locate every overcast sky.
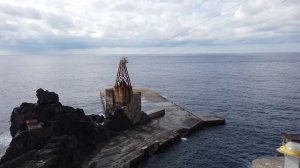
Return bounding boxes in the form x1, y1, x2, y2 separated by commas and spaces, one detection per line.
0, 0, 299, 55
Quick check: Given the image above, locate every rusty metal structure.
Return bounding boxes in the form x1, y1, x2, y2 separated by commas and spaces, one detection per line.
104, 58, 142, 124
114, 57, 132, 107
115, 57, 131, 87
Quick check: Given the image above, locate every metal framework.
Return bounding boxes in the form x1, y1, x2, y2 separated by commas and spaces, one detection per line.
115, 57, 131, 87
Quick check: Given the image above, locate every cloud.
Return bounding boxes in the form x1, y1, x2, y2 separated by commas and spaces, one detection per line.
0, 4, 42, 19
0, 0, 299, 54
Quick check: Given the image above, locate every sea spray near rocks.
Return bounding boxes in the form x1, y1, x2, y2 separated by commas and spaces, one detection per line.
0, 132, 11, 158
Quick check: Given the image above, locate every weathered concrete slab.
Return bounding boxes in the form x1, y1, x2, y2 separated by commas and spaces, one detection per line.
199, 115, 226, 126
146, 108, 165, 120
82, 89, 225, 168
252, 157, 284, 168
139, 89, 201, 131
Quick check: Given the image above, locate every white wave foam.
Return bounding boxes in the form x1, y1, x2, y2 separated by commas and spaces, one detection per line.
181, 137, 188, 141
0, 131, 12, 157
0, 131, 11, 146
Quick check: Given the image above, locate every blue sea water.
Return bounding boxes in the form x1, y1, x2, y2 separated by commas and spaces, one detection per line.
0, 53, 300, 168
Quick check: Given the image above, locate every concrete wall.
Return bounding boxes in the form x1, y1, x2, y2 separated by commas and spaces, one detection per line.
126, 91, 141, 124
105, 89, 141, 124
114, 85, 132, 106
147, 109, 165, 120
123, 134, 181, 168
105, 89, 115, 114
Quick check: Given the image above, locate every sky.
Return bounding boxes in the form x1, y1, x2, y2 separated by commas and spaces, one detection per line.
0, 0, 300, 55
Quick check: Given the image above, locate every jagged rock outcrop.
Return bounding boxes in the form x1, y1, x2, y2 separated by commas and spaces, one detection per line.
88, 114, 105, 125
0, 88, 142, 168
0, 89, 111, 168
36, 89, 59, 105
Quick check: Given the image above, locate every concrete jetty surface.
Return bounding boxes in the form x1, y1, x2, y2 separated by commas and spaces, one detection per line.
252, 157, 284, 168
82, 89, 225, 168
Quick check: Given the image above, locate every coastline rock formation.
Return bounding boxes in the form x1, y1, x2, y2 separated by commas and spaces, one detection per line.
104, 108, 132, 131
0, 89, 134, 168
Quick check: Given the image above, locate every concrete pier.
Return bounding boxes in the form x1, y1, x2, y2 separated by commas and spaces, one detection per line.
82, 89, 225, 168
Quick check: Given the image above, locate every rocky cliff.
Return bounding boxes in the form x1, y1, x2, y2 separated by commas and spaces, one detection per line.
0, 89, 135, 168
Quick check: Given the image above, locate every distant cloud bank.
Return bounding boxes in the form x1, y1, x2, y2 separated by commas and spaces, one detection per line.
0, 0, 300, 54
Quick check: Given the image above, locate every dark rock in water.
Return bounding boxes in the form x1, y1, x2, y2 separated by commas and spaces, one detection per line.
1, 89, 112, 168
88, 114, 105, 125
104, 108, 132, 131
0, 129, 51, 165
36, 88, 59, 105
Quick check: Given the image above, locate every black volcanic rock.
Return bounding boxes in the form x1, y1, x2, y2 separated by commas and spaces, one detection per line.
0, 129, 51, 165
88, 114, 105, 125
0, 89, 112, 168
104, 108, 132, 131
36, 88, 59, 105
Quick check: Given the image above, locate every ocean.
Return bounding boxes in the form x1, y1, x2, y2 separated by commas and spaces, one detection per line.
0, 53, 300, 168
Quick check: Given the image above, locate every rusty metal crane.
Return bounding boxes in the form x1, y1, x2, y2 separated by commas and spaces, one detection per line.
115, 57, 131, 87
114, 57, 132, 106
104, 57, 142, 124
